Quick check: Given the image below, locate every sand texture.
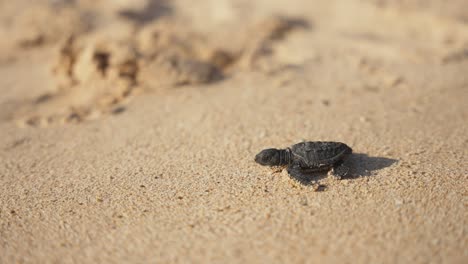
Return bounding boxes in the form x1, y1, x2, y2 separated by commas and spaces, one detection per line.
0, 0, 467, 263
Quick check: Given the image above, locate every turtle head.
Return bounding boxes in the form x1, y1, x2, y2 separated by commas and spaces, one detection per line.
255, 148, 281, 166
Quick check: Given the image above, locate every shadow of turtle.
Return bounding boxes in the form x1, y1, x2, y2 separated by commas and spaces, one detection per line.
346, 153, 398, 177
290, 153, 398, 186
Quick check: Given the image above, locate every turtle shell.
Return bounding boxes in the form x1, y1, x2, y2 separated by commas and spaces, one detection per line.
289, 141, 352, 169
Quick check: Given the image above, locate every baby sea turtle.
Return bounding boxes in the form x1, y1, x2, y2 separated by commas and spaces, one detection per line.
254, 141, 352, 181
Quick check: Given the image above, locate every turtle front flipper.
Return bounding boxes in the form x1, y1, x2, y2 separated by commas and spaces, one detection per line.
330, 162, 349, 179
287, 165, 314, 183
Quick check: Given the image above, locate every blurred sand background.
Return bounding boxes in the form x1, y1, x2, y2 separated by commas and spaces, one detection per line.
0, 0, 467, 263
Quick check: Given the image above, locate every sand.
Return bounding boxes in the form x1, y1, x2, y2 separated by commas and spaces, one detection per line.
0, 0, 467, 263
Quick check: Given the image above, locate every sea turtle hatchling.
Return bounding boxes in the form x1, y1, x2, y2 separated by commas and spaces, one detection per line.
254, 141, 352, 181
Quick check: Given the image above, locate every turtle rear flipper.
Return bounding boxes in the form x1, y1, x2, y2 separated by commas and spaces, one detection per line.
330, 162, 349, 179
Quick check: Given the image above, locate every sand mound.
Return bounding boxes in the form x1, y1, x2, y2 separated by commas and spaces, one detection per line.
16, 15, 308, 126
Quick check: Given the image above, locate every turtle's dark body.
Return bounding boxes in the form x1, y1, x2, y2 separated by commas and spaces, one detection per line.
255, 141, 352, 181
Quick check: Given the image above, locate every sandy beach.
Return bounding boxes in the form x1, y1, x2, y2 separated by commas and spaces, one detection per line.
0, 0, 467, 263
